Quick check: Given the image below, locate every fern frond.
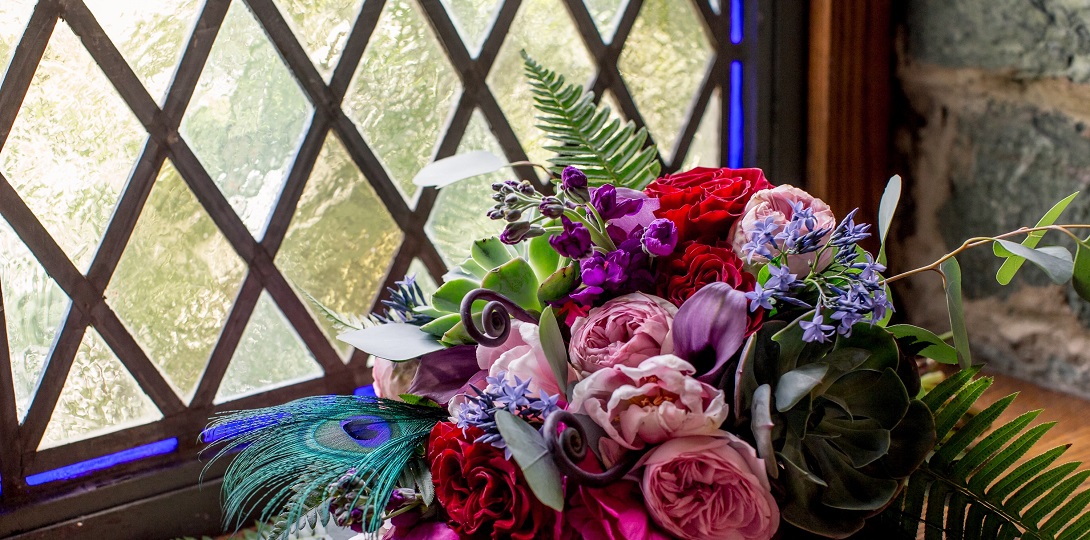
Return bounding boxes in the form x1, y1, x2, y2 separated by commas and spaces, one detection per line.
882, 371, 1090, 539
521, 51, 661, 189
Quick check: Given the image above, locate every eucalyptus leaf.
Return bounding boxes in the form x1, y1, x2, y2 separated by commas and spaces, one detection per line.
887, 324, 958, 365
471, 236, 515, 270
338, 323, 444, 361
412, 150, 508, 187
538, 307, 571, 400
994, 191, 1079, 285
481, 258, 542, 311
776, 363, 829, 412
494, 410, 565, 511
940, 257, 972, 370
431, 278, 480, 313
1074, 237, 1090, 303
877, 175, 902, 265
993, 240, 1073, 284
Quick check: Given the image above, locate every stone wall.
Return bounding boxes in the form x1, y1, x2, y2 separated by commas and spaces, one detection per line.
893, 0, 1090, 398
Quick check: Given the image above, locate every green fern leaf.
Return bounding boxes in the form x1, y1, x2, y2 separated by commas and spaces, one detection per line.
880, 372, 1090, 539
522, 52, 661, 189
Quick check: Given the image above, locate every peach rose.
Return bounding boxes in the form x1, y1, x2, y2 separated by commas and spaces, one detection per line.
637, 434, 779, 540
729, 184, 836, 272
476, 320, 576, 397
568, 292, 677, 375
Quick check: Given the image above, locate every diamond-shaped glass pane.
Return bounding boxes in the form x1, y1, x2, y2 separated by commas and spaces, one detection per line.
180, 1, 313, 239
0, 22, 146, 272
105, 160, 247, 398
618, 0, 713, 157
39, 327, 161, 449
1, 219, 69, 422
343, 0, 461, 202
215, 291, 323, 403
600, 88, 626, 126
273, 0, 363, 80
682, 88, 721, 170
277, 133, 403, 358
488, 0, 595, 166
84, 0, 202, 102
0, 1, 35, 72
440, 0, 501, 56
426, 110, 506, 264
583, 0, 627, 42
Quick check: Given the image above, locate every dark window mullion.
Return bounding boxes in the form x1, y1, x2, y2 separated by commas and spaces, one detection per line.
160, 0, 232, 122
16, 308, 87, 460
0, 282, 22, 501
328, 0, 387, 105
0, 0, 59, 151
189, 272, 263, 408
667, 61, 719, 171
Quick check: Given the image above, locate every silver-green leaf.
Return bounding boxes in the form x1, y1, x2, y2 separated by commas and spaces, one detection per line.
494, 410, 565, 511
877, 175, 901, 265
993, 240, 1073, 284
412, 151, 508, 187
538, 306, 571, 399
940, 258, 971, 370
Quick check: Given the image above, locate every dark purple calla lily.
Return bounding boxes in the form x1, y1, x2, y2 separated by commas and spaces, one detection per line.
672, 282, 750, 385
405, 345, 486, 404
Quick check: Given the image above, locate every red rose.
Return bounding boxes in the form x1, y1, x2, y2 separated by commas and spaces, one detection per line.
655, 241, 762, 334
428, 422, 556, 540
644, 167, 771, 242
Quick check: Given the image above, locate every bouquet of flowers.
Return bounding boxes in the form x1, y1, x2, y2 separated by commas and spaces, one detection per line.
205, 56, 1090, 540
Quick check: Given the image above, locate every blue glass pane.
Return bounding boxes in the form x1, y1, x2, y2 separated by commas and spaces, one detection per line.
201, 412, 288, 444
354, 384, 377, 397
729, 61, 744, 168
730, 0, 743, 44
25, 438, 178, 486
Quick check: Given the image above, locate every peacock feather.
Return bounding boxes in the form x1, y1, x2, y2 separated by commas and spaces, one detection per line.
203, 395, 448, 539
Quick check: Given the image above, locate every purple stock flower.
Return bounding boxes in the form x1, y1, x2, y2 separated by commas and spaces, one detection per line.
642, 218, 678, 256
581, 251, 626, 288
549, 216, 592, 258
561, 166, 588, 190
672, 282, 750, 384
800, 312, 835, 343
590, 184, 644, 220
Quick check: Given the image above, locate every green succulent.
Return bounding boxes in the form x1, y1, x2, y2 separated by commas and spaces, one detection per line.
737, 320, 936, 538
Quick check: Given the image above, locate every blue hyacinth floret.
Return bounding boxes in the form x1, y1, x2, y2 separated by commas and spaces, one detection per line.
452, 372, 561, 458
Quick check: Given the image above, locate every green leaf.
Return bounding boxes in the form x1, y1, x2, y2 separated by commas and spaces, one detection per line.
418, 313, 461, 337
412, 150, 508, 187
995, 191, 1079, 285
877, 175, 902, 265
431, 278, 480, 313
940, 257, 972, 369
888, 324, 959, 364
471, 236, 515, 271
494, 410, 565, 511
537, 263, 578, 305
775, 363, 829, 412
481, 258, 542, 312
537, 307, 571, 399
337, 323, 444, 361
527, 229, 561, 281
1072, 236, 1090, 302
993, 240, 1074, 284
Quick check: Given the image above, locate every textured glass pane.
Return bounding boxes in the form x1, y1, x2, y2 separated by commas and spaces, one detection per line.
39, 328, 161, 449
601, 89, 625, 126
106, 160, 247, 398
681, 88, 721, 170
426, 110, 506, 264
84, 0, 202, 102
0, 1, 35, 75
440, 0, 501, 55
216, 292, 322, 402
618, 0, 713, 157
487, 0, 595, 166
1, 219, 68, 421
180, 2, 313, 239
277, 134, 403, 358
408, 258, 437, 295
583, 0, 626, 42
343, 0, 460, 201
274, 0, 363, 80
0, 23, 146, 271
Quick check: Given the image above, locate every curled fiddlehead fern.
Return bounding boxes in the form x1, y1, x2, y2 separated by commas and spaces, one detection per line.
459, 289, 537, 347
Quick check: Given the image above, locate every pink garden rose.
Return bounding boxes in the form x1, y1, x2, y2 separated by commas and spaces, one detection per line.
637, 434, 780, 540
569, 292, 677, 375
372, 357, 420, 400
476, 320, 576, 397
569, 355, 727, 451
564, 477, 673, 540
729, 184, 836, 271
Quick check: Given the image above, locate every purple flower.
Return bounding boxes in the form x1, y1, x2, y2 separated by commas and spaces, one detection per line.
581, 251, 625, 288
590, 184, 643, 221
852, 252, 886, 282
765, 264, 798, 292
642, 218, 678, 256
561, 166, 588, 190
549, 216, 592, 258
744, 283, 775, 312
800, 312, 835, 343
672, 282, 751, 384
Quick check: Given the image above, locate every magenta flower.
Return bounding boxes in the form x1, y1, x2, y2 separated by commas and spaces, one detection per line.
591, 184, 644, 220
672, 282, 750, 384
549, 215, 593, 258
641, 218, 678, 256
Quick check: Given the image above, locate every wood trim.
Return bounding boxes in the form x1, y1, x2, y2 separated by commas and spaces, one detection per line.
807, 0, 892, 227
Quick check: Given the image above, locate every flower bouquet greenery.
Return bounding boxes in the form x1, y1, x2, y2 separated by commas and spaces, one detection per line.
204, 55, 1090, 540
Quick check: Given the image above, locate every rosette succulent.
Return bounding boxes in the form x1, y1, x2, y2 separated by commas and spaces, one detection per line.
735, 320, 936, 538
